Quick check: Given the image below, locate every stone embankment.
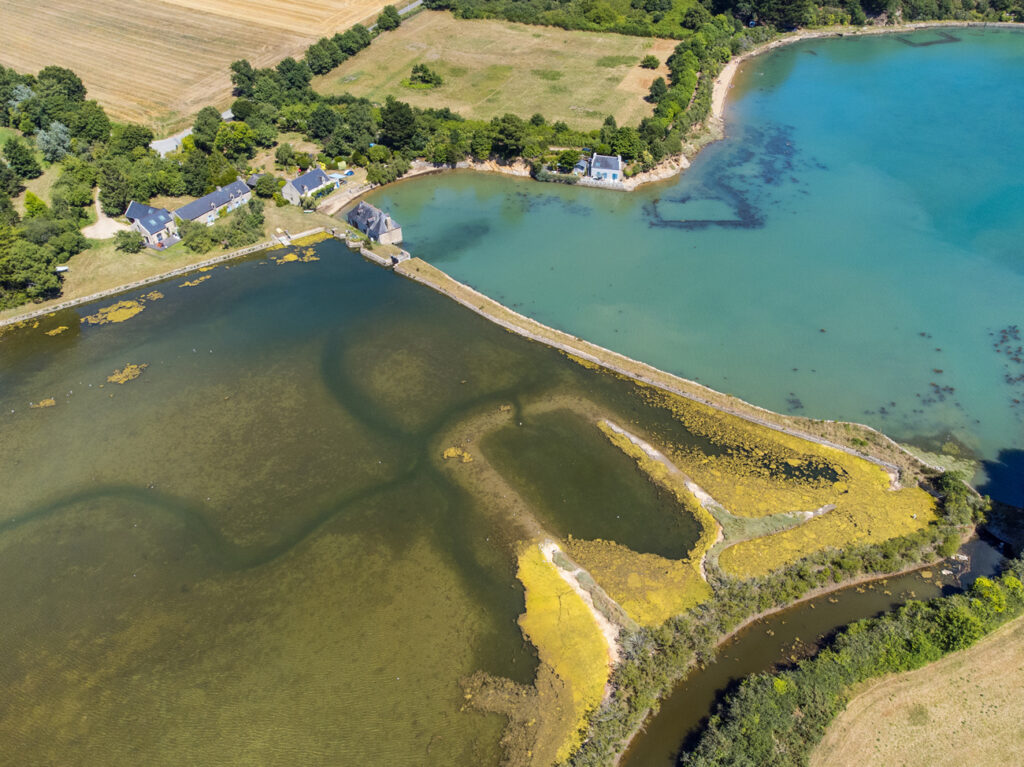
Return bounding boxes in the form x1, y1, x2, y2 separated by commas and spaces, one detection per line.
0, 227, 325, 329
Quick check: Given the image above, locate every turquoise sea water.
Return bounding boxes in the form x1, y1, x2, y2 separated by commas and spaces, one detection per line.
367, 28, 1024, 504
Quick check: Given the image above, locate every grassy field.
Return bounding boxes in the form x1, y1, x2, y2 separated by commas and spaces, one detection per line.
811, 615, 1024, 767
313, 11, 677, 130
0, 0, 392, 133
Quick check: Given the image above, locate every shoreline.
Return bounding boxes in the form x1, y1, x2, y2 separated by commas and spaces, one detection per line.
394, 257, 936, 480
0, 227, 328, 330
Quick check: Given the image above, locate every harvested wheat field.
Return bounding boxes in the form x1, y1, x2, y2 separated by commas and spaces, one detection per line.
314, 11, 677, 130
0, 0, 391, 133
811, 615, 1024, 767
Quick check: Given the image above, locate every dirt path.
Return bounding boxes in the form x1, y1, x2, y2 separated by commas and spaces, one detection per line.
81, 190, 130, 239
539, 540, 622, 665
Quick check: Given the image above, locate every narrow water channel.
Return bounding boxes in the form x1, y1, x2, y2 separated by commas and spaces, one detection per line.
621, 537, 1005, 767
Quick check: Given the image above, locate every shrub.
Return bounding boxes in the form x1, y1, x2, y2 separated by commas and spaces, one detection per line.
114, 230, 145, 253
640, 54, 660, 69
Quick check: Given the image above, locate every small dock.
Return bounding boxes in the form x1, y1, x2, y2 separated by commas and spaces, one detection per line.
331, 229, 410, 269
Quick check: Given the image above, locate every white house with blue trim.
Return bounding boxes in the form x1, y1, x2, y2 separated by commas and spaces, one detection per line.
588, 153, 623, 182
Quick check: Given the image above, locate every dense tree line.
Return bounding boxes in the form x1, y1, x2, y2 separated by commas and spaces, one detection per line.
565, 472, 988, 765
426, 0, 1022, 34
681, 557, 1024, 766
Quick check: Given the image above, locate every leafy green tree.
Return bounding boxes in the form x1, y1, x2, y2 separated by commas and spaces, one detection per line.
640, 55, 660, 69
648, 76, 668, 102
334, 25, 372, 56
254, 174, 278, 198
0, 238, 60, 303
275, 143, 296, 168
108, 123, 154, 155
23, 191, 49, 219
181, 150, 211, 196
409, 64, 443, 87
556, 149, 581, 173
308, 103, 340, 140
192, 106, 223, 153
230, 59, 256, 97
230, 98, 254, 122
379, 97, 417, 150
3, 137, 41, 179
213, 122, 257, 160
275, 57, 313, 92
64, 100, 111, 142
491, 113, 527, 158
114, 229, 145, 253
377, 5, 402, 30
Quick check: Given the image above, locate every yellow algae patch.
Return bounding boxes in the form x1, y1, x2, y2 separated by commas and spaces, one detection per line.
198, 265, 217, 272
81, 299, 145, 325
640, 390, 937, 576
273, 248, 319, 264
29, 398, 56, 408
45, 326, 69, 336
566, 538, 711, 626
143, 291, 164, 301
442, 446, 473, 463
717, 481, 937, 577
290, 231, 331, 247
107, 363, 148, 384
517, 544, 609, 763
179, 275, 211, 288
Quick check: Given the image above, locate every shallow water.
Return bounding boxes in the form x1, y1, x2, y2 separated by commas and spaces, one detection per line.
366, 28, 1024, 505
0, 240, 743, 764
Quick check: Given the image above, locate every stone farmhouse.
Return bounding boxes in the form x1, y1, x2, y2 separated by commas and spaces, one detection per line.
174, 180, 252, 226
282, 168, 337, 205
347, 201, 403, 244
125, 201, 178, 248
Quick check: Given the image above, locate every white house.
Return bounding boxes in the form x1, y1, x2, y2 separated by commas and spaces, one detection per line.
588, 153, 624, 182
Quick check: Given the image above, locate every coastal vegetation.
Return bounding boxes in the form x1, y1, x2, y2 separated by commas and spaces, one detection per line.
516, 544, 612, 762
811, 613, 1024, 766
680, 560, 1024, 766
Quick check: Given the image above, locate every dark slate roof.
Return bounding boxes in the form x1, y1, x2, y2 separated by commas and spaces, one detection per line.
245, 173, 265, 188
286, 168, 331, 194
125, 201, 173, 235
591, 154, 623, 171
174, 180, 250, 221
347, 201, 399, 238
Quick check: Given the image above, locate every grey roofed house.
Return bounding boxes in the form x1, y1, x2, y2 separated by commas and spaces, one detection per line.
173, 179, 252, 225
245, 173, 266, 188
282, 168, 335, 205
588, 153, 624, 181
125, 200, 178, 248
347, 201, 403, 245
125, 201, 173, 235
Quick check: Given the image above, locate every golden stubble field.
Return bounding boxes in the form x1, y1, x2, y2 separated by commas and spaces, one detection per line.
811, 615, 1024, 767
0, 0, 390, 133
314, 11, 677, 130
